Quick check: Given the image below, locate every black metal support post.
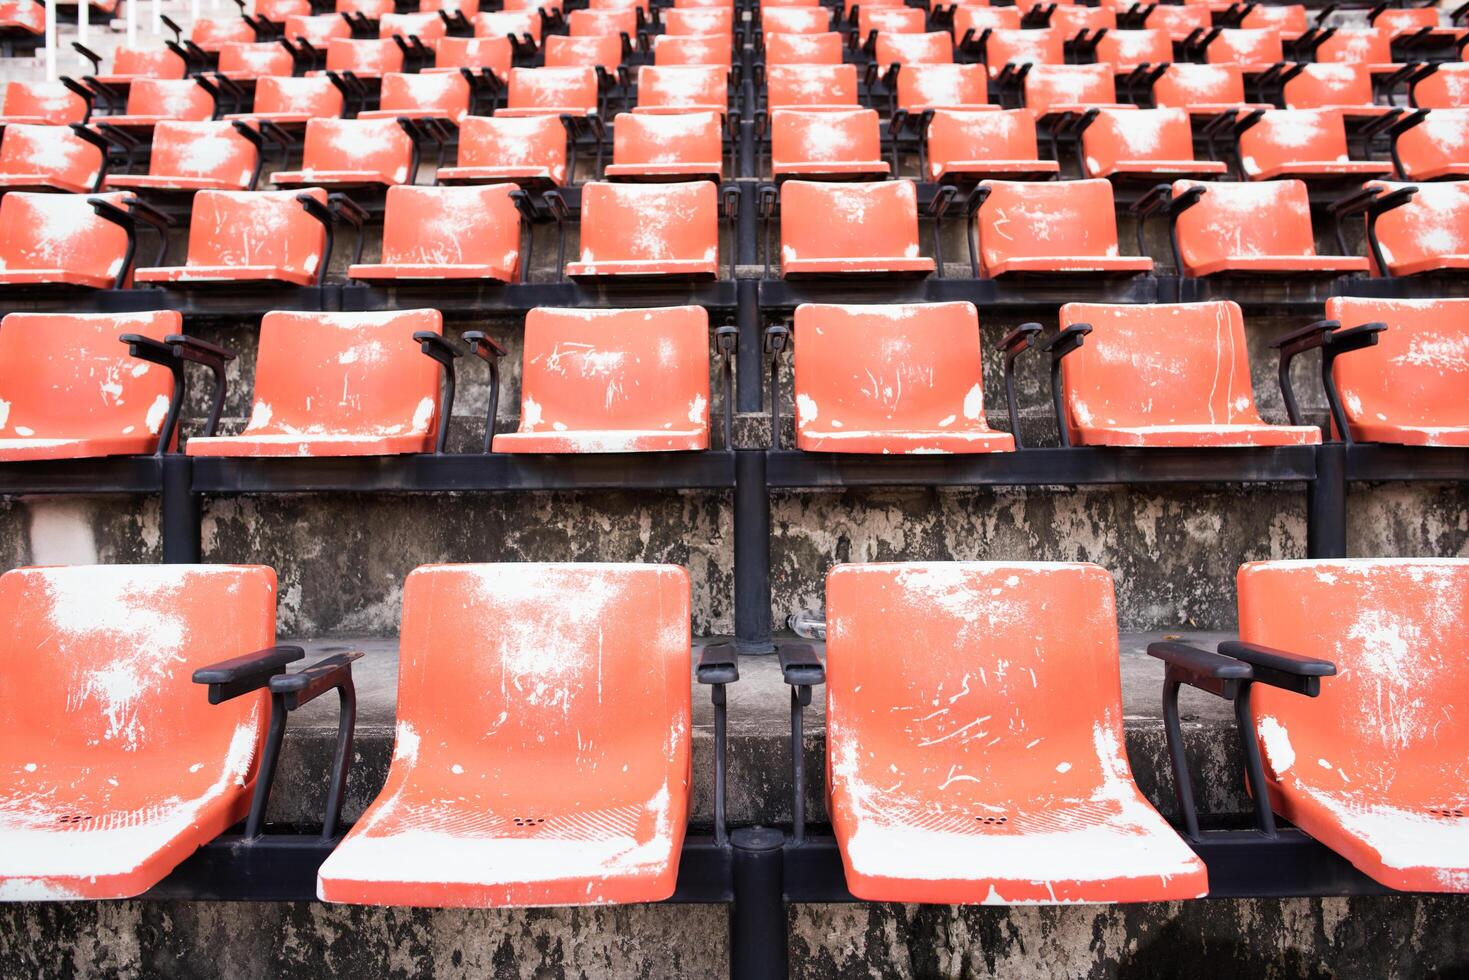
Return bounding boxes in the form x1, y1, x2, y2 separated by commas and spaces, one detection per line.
730, 826, 787, 980
734, 449, 774, 653
736, 278, 762, 413
160, 453, 200, 563
1307, 443, 1347, 559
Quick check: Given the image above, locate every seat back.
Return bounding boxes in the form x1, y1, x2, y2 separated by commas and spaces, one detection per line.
926, 108, 1041, 179
664, 7, 732, 33
612, 110, 723, 170
781, 179, 922, 268
1206, 27, 1283, 66
859, 5, 924, 36
2, 80, 88, 124
1173, 179, 1319, 271
1395, 109, 1469, 179
1050, 5, 1114, 37
284, 13, 352, 43
256, 0, 311, 19
1237, 559, 1469, 793
0, 124, 103, 189
377, 72, 471, 118
544, 34, 623, 70
1315, 27, 1392, 67
1094, 28, 1170, 69
772, 108, 882, 167
767, 64, 858, 108
147, 121, 258, 189
1023, 64, 1116, 114
299, 117, 414, 183
110, 46, 188, 79
1152, 63, 1248, 108
792, 302, 994, 440
1144, 3, 1209, 41
0, 191, 131, 283
1239, 109, 1351, 177
434, 36, 512, 76
250, 75, 345, 118
1080, 107, 1197, 175
380, 12, 447, 39
896, 63, 988, 110
1056, 300, 1268, 439
762, 6, 829, 34
1373, 6, 1440, 34
653, 33, 736, 65
217, 41, 295, 78
0, 564, 276, 787
184, 189, 327, 277
379, 184, 520, 275
826, 562, 1133, 812
575, 181, 718, 269
874, 31, 954, 68
1363, 179, 1469, 276
984, 28, 1064, 76
474, 10, 542, 40
507, 67, 598, 113
953, 6, 1021, 37
1240, 3, 1309, 34
568, 7, 636, 36
636, 65, 728, 111
0, 311, 177, 445
1283, 64, 1375, 109
391, 563, 690, 804
456, 114, 566, 183
975, 178, 1124, 273
514, 306, 710, 438
1414, 63, 1469, 109
1326, 297, 1469, 434
763, 32, 840, 64
126, 79, 214, 120
191, 15, 255, 51
324, 38, 405, 75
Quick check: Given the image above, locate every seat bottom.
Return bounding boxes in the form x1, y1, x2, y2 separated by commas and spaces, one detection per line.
134, 265, 319, 287
603, 163, 723, 182
932, 160, 1061, 182
273, 170, 400, 189
1074, 423, 1323, 448
0, 269, 112, 288
1387, 255, 1469, 277
797, 428, 1016, 454
1186, 255, 1371, 276
782, 257, 935, 277
1247, 161, 1394, 181
1095, 160, 1229, 179
566, 260, 718, 279
104, 174, 248, 191
436, 164, 562, 188
1346, 423, 1469, 447
0, 435, 158, 462
985, 256, 1155, 277
0, 174, 93, 193
774, 161, 891, 179
185, 432, 435, 457
493, 429, 708, 453
348, 262, 517, 283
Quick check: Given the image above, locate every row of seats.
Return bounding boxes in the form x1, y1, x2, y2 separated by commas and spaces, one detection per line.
1, 557, 1463, 904
1, 297, 1463, 463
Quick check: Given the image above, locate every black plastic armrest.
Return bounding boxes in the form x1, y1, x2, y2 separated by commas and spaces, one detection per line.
925, 183, 958, 218
268, 650, 363, 709
1327, 321, 1387, 356
1149, 640, 1252, 698
1042, 322, 1090, 359
463, 330, 507, 363
541, 188, 570, 223
697, 642, 739, 685
72, 41, 102, 73
463, 330, 506, 453
719, 183, 740, 219
764, 322, 790, 451
193, 645, 306, 703
1218, 639, 1336, 696
168, 333, 237, 365
61, 76, 100, 113
778, 641, 824, 688
1129, 181, 1174, 219
415, 330, 465, 366
1331, 184, 1384, 221
1270, 317, 1338, 426
1387, 106, 1430, 138
329, 191, 368, 228
1000, 322, 1042, 450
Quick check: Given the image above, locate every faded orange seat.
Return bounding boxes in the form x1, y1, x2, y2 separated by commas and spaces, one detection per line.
635, 65, 728, 114
0, 192, 133, 289
1048, 4, 1114, 41
284, 13, 352, 45
568, 7, 635, 37
188, 15, 255, 53
653, 33, 735, 66
349, 184, 521, 283
272, 117, 416, 189
1282, 64, 1393, 118
380, 12, 448, 41
1413, 63, 1469, 109
186, 309, 443, 458
319, 37, 405, 79
104, 120, 260, 193
952, 5, 1021, 43
0, 311, 178, 461
792, 302, 1014, 454
0, 124, 104, 194
1393, 110, 1469, 180
317, 562, 692, 907
974, 179, 1153, 277
81, 45, 187, 89
762, 6, 830, 36
780, 179, 934, 277
1151, 63, 1273, 119
494, 306, 710, 453
1237, 559, 1469, 892
431, 36, 512, 78
215, 41, 295, 81
926, 108, 1058, 181
1078, 107, 1228, 180
100, 78, 216, 131
1371, 5, 1463, 40
1093, 28, 1171, 71
896, 63, 990, 112
436, 114, 567, 187
874, 31, 954, 69
763, 31, 842, 64
1360, 180, 1469, 276
1324, 297, 1469, 446
359, 72, 472, 122
605, 110, 723, 181
0, 564, 278, 900
826, 561, 1209, 904
1170, 179, 1370, 277
1237, 109, 1392, 182
771, 108, 889, 179
1055, 301, 1322, 447
0, 80, 90, 125
498, 66, 598, 117
1238, 2, 1311, 41
664, 7, 732, 34
1315, 27, 1403, 75
766, 64, 858, 110
255, 0, 310, 21
544, 34, 623, 72
858, 5, 924, 40
1142, 3, 1209, 42
225, 76, 346, 126
134, 189, 328, 287
566, 181, 719, 279
1205, 27, 1285, 74
1023, 64, 1130, 118
474, 10, 543, 43
982, 27, 1064, 78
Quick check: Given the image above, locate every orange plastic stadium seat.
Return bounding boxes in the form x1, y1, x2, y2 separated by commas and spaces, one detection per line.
474, 10, 543, 43
780, 180, 934, 277
501, 0, 557, 15
1237, 110, 1393, 182
284, 13, 352, 45
1079, 108, 1228, 180
380, 12, 448, 41
664, 7, 732, 34
1056, 301, 1321, 447
952, 5, 1022, 42
926, 108, 1059, 181
568, 7, 635, 37
766, 65, 858, 110
1143, 3, 1210, 42
858, 5, 925, 39
1049, 5, 1115, 40
84, 46, 187, 87
0, 192, 132, 289
499, 67, 598, 117
1237, 558, 1469, 892
185, 310, 443, 457
225, 76, 345, 126
0, 124, 104, 194
762, 31, 841, 65
653, 33, 736, 66
0, 311, 179, 461
1372, 5, 1458, 39
874, 31, 954, 69
0, 81, 90, 125
494, 307, 710, 453
605, 111, 723, 181
215, 42, 295, 81
825, 561, 1209, 904
896, 64, 990, 111
1093, 28, 1170, 70
337, 0, 393, 17
316, 562, 692, 907
1414, 64, 1469, 109
1315, 28, 1402, 74
255, 0, 311, 20
190, 15, 255, 53
103, 78, 215, 129
134, 189, 328, 287
975, 179, 1152, 277
771, 108, 889, 179
1170, 179, 1371, 276
272, 117, 415, 189
1206, 28, 1285, 73
982, 28, 1064, 78
544, 34, 623, 72
359, 72, 472, 121
432, 36, 513, 78
0, 0, 43, 36
0, 564, 279, 900
1238, 3, 1309, 39
1394, 110, 1469, 179
762, 6, 830, 35
1324, 297, 1469, 445
436, 114, 567, 187
349, 184, 521, 283
321, 38, 405, 79
1363, 180, 1469, 276
635, 65, 728, 114
1151, 63, 1272, 119
1282, 65, 1385, 116
1023, 64, 1127, 117
104, 120, 259, 193
792, 302, 1014, 454
566, 181, 719, 279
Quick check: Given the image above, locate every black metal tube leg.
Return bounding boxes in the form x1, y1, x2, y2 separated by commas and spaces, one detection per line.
321, 680, 357, 840
1307, 442, 1347, 559
160, 453, 200, 563
730, 827, 788, 980
735, 449, 774, 654
245, 693, 288, 840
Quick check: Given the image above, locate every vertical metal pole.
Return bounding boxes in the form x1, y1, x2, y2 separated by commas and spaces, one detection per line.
77, 0, 89, 64
1306, 443, 1346, 559
730, 827, 787, 980
736, 278, 761, 413
735, 449, 773, 654
160, 454, 201, 563
152, 0, 161, 35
